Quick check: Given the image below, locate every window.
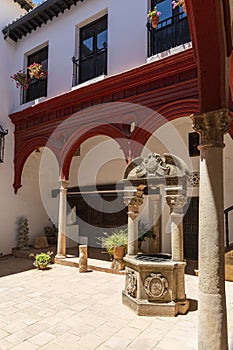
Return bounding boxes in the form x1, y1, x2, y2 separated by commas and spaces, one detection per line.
23, 46, 48, 104
148, 0, 190, 56
79, 15, 107, 84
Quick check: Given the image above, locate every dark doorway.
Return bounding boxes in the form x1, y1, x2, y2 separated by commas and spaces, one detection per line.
183, 196, 199, 260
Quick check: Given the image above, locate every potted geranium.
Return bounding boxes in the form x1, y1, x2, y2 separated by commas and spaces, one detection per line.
28, 62, 47, 80
11, 70, 30, 90
172, 0, 186, 13
148, 6, 161, 28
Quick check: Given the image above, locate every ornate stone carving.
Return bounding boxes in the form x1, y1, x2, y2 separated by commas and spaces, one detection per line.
165, 195, 187, 214
191, 109, 230, 149
124, 153, 190, 180
144, 273, 168, 298
188, 172, 200, 187
125, 268, 137, 297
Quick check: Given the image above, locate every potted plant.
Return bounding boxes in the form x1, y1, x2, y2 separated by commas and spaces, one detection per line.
28, 62, 47, 80
138, 220, 155, 252
172, 0, 186, 13
148, 6, 161, 28
97, 228, 128, 260
44, 219, 58, 245
30, 251, 53, 270
11, 70, 30, 90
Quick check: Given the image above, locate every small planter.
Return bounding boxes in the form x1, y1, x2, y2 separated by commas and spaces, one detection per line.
182, 1, 186, 13
150, 14, 159, 29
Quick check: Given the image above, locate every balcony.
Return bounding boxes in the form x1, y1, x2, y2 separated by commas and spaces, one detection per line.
147, 11, 191, 57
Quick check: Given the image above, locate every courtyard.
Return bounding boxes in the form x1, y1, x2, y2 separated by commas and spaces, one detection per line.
0, 256, 232, 350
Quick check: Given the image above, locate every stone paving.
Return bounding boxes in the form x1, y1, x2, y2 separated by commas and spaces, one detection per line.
0, 256, 232, 350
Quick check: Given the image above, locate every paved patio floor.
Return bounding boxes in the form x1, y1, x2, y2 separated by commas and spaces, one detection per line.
0, 256, 232, 350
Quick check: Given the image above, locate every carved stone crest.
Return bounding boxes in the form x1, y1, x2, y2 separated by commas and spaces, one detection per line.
124, 153, 190, 180
125, 268, 137, 297
144, 273, 168, 298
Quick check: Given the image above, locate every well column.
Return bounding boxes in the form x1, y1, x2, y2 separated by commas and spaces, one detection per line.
56, 179, 69, 259
191, 109, 230, 350
124, 186, 144, 255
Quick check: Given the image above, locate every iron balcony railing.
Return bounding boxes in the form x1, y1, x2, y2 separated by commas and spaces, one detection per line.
147, 11, 191, 57
72, 46, 107, 87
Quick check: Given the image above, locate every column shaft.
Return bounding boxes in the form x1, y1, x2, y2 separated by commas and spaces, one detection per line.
198, 147, 228, 350
128, 207, 138, 255
171, 212, 184, 261
56, 179, 69, 259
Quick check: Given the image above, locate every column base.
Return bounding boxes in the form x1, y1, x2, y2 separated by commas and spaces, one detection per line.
55, 254, 66, 259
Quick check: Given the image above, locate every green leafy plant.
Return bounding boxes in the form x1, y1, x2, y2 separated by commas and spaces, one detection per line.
138, 220, 155, 242
148, 6, 161, 19
97, 228, 128, 258
30, 251, 53, 269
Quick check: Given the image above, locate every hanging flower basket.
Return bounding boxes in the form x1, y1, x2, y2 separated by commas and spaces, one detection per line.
11, 70, 30, 90
28, 62, 47, 80
148, 6, 161, 29
172, 0, 186, 13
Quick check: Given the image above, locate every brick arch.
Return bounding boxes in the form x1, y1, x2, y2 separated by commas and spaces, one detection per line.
60, 123, 128, 180
14, 137, 58, 194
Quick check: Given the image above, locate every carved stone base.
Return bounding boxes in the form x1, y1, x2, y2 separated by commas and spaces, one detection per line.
122, 255, 189, 317
111, 259, 125, 270
122, 290, 189, 316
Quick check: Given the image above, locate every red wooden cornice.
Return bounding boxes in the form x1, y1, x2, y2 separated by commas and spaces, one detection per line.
9, 49, 201, 193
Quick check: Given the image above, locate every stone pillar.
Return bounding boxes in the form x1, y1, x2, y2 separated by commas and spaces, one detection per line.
128, 204, 139, 255
191, 109, 230, 350
149, 194, 162, 253
166, 193, 187, 262
79, 245, 88, 273
56, 179, 69, 259
124, 186, 144, 255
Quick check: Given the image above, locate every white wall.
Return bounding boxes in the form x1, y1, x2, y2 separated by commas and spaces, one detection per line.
0, 1, 52, 255
7, 0, 148, 113
69, 135, 126, 187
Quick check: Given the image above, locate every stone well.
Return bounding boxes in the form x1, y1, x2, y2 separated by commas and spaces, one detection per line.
121, 152, 190, 316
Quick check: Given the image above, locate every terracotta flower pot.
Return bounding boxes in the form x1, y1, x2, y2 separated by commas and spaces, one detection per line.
150, 14, 159, 29
182, 1, 186, 13
113, 246, 125, 260
181, 0, 187, 13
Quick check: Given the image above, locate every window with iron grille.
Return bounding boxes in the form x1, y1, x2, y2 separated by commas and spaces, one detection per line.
148, 0, 190, 57
23, 46, 48, 104
77, 15, 107, 85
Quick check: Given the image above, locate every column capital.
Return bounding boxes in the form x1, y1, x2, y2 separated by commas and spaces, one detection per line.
191, 109, 230, 149
58, 178, 69, 189
128, 197, 143, 219
166, 195, 187, 214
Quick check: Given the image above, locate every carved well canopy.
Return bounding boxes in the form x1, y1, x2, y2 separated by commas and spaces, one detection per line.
124, 153, 190, 183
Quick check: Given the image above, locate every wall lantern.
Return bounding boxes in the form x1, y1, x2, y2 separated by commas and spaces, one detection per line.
0, 125, 8, 163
